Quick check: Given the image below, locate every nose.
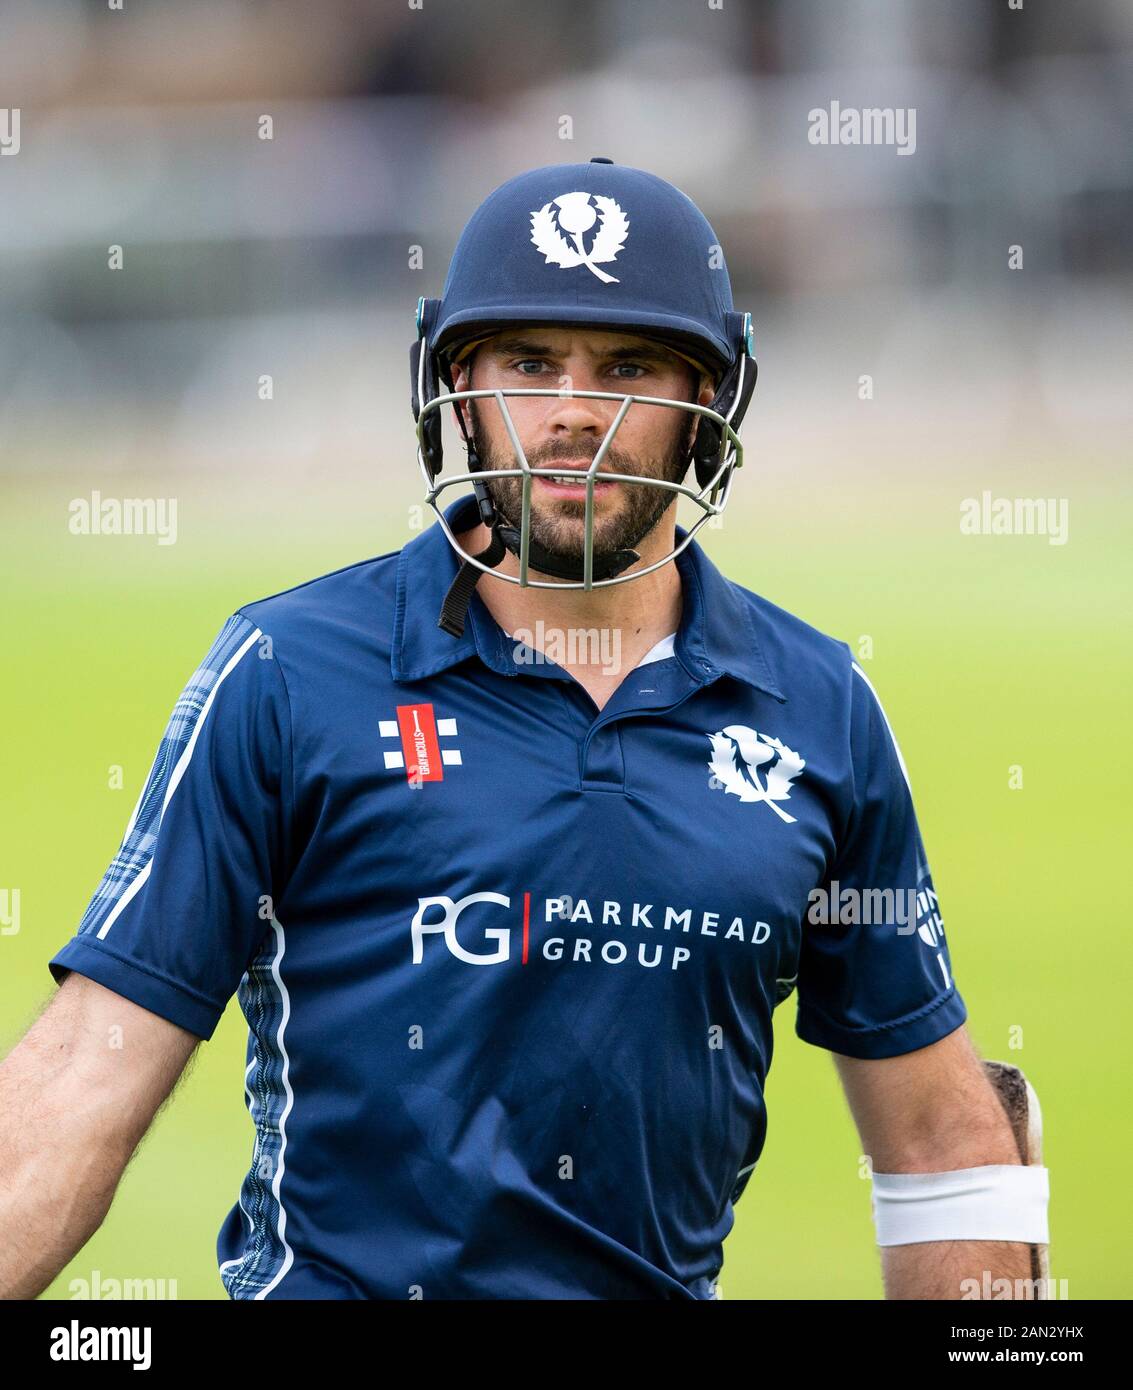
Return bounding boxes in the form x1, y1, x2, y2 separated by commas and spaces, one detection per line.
541, 380, 616, 443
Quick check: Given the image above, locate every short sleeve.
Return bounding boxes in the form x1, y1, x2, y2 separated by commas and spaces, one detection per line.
48, 612, 292, 1041
794, 662, 967, 1059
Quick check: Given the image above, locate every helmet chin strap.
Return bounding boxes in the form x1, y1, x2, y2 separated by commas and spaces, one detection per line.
436, 451, 641, 638
492, 519, 639, 583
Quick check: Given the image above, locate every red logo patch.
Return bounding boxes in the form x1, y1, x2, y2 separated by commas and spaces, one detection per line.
379, 706, 461, 785
396, 703, 444, 783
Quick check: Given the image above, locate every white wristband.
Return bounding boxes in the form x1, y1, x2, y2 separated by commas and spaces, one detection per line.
871, 1164, 1050, 1246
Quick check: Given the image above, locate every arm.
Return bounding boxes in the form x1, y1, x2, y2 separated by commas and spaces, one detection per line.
0, 973, 200, 1299
834, 1024, 1034, 1299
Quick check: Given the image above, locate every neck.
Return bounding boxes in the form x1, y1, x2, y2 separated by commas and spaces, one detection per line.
454, 514, 684, 663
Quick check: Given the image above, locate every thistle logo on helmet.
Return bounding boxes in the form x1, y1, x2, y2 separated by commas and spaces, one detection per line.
530, 192, 629, 284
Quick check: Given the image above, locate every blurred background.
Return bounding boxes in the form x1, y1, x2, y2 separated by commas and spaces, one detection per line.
1, 0, 1129, 1299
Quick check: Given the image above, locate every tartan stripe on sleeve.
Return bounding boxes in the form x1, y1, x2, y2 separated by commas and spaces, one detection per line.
76, 613, 261, 941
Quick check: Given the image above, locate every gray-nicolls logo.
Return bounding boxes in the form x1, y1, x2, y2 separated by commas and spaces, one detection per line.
707, 725, 806, 823
530, 192, 629, 283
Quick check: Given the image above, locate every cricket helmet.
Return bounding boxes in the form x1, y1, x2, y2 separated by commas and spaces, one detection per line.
410, 157, 757, 636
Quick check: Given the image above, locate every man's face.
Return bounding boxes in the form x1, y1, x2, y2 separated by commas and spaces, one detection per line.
448, 327, 714, 569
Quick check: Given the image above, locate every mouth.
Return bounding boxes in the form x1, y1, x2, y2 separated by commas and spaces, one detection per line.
530, 460, 619, 497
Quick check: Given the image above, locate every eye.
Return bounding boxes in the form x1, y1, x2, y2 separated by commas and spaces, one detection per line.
610, 362, 648, 380
511, 359, 549, 376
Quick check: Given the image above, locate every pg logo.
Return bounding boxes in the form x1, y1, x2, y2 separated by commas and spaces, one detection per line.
411, 892, 511, 965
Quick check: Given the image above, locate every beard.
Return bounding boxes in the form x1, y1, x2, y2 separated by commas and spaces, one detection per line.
468, 402, 695, 570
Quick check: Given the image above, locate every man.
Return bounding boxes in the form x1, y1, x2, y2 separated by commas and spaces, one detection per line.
1, 160, 1047, 1300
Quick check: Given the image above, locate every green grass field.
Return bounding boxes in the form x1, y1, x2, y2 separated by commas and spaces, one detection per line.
2, 454, 1128, 1299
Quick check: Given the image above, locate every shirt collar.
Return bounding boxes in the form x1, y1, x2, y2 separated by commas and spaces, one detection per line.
391, 494, 786, 702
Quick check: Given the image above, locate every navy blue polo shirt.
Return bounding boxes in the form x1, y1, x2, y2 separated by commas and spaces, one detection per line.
49, 494, 966, 1300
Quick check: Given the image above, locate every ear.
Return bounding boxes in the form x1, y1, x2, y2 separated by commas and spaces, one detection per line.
449, 359, 473, 434
683, 370, 720, 464
685, 373, 715, 441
